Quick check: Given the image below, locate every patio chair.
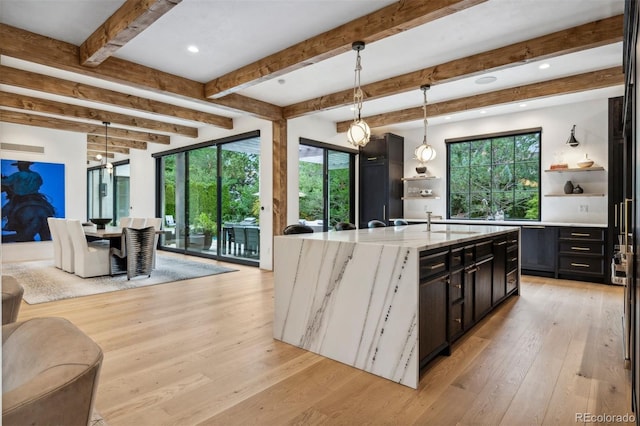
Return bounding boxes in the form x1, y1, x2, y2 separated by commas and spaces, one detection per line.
245, 226, 260, 256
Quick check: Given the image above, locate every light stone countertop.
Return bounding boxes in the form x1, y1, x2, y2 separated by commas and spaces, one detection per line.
276, 223, 519, 251
399, 218, 607, 228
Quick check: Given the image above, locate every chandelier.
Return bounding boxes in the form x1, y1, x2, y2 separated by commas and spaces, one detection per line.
346, 41, 370, 148
414, 84, 436, 173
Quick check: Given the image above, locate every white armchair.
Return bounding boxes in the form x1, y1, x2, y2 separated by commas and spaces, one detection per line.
66, 220, 110, 278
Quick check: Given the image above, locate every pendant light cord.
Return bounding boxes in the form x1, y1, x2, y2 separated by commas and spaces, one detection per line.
353, 49, 363, 122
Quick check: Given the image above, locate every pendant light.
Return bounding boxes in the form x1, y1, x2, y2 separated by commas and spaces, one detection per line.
414, 85, 436, 173
102, 121, 113, 173
566, 124, 579, 147
347, 41, 370, 148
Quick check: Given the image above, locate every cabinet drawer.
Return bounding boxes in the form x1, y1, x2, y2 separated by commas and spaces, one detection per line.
449, 302, 464, 339
419, 250, 448, 281
449, 270, 463, 303
559, 241, 604, 255
506, 270, 518, 293
558, 228, 604, 241
475, 240, 493, 260
558, 255, 604, 275
464, 245, 475, 265
451, 247, 464, 270
506, 253, 519, 273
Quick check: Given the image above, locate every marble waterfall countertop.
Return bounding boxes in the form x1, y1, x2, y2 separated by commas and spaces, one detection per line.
273, 223, 519, 388
401, 218, 607, 228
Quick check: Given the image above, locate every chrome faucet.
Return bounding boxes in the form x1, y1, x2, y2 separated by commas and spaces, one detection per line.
426, 211, 432, 231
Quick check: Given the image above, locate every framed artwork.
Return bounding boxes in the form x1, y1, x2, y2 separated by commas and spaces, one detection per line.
1, 159, 65, 242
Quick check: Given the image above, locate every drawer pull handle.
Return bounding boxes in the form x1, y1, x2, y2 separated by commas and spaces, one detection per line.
571, 232, 590, 237
509, 257, 518, 262
454, 318, 462, 323
571, 246, 590, 251
465, 267, 478, 274
367, 157, 378, 161
427, 262, 445, 270
452, 284, 462, 289
494, 241, 507, 246
570, 262, 590, 268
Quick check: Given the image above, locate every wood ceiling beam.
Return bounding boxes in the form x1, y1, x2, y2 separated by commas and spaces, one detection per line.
336, 67, 624, 132
204, 0, 486, 98
87, 150, 115, 159
87, 135, 147, 150
287, 15, 624, 119
0, 23, 282, 120
87, 142, 130, 155
0, 66, 228, 129
80, 0, 181, 67
0, 91, 198, 137
0, 110, 170, 143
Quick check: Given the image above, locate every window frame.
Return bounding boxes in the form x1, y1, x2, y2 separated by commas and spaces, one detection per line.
445, 127, 542, 221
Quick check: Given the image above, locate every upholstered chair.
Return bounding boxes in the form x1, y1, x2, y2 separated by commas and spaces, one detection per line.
118, 217, 133, 228
2, 317, 103, 426
1, 276, 23, 325
46, 217, 62, 269
56, 219, 75, 273
66, 220, 110, 278
283, 224, 314, 235
129, 218, 146, 228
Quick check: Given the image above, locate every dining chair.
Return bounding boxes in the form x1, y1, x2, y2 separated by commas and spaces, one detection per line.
46, 217, 62, 269
233, 226, 247, 255
129, 217, 146, 228
111, 227, 155, 280
66, 220, 110, 278
245, 226, 260, 257
146, 217, 162, 268
56, 219, 75, 273
119, 217, 133, 228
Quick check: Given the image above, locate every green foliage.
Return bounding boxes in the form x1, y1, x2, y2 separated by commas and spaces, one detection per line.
448, 132, 540, 220
196, 212, 216, 235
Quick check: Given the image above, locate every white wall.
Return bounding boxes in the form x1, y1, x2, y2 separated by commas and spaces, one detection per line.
401, 98, 616, 225
1, 122, 87, 262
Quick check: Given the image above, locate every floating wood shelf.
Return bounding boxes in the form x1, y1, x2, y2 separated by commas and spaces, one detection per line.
402, 196, 441, 200
544, 166, 605, 173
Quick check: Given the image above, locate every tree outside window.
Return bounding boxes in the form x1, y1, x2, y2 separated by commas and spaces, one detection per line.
447, 129, 540, 221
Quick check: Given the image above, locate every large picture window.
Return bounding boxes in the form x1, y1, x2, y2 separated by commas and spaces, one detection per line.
447, 128, 541, 221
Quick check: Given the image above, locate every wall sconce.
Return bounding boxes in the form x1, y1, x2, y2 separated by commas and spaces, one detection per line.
566, 124, 579, 147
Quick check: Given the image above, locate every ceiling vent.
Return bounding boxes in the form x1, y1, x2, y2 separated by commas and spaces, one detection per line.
0, 143, 45, 154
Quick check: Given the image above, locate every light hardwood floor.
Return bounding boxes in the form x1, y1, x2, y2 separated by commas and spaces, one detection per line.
17, 253, 634, 425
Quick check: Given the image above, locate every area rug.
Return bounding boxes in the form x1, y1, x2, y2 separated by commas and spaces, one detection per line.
3, 255, 237, 304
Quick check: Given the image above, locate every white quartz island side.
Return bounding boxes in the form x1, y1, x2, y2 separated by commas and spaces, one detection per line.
273, 223, 520, 389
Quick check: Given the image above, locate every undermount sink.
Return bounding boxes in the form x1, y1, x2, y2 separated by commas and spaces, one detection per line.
429, 230, 480, 235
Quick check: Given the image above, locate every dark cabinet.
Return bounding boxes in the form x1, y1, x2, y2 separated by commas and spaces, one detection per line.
448, 269, 464, 342
419, 275, 448, 367
492, 237, 507, 304
358, 133, 403, 227
520, 225, 557, 275
463, 266, 475, 330
474, 257, 493, 320
557, 227, 606, 282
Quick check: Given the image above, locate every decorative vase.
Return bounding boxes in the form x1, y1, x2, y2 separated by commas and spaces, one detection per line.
573, 184, 584, 194
415, 166, 427, 175
563, 180, 574, 194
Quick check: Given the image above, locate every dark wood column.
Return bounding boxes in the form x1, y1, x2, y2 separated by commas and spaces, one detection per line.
272, 119, 287, 237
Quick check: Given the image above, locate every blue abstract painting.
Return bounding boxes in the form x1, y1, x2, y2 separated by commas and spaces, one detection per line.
1, 159, 65, 242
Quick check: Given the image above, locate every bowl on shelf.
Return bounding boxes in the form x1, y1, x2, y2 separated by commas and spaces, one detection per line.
577, 160, 594, 168
89, 218, 112, 229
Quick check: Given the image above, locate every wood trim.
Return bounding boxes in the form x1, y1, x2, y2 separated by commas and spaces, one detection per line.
87, 135, 148, 150
285, 15, 624, 119
0, 23, 282, 120
204, 0, 486, 98
87, 149, 115, 158
272, 120, 287, 237
80, 0, 181, 67
0, 91, 198, 137
0, 65, 230, 129
336, 67, 624, 132
0, 110, 170, 143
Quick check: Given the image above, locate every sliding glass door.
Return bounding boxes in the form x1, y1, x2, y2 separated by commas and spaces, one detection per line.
298, 139, 355, 231
156, 132, 260, 265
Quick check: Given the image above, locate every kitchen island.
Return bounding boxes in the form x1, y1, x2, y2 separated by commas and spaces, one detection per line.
274, 223, 520, 388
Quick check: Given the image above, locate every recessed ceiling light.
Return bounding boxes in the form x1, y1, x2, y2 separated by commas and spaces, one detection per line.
519, 103, 527, 107
277, 79, 286, 85
187, 45, 199, 53
445, 116, 452, 120
475, 76, 497, 85
539, 63, 550, 70
480, 110, 487, 114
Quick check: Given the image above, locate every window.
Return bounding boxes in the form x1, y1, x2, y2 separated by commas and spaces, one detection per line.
447, 128, 540, 221
87, 161, 130, 225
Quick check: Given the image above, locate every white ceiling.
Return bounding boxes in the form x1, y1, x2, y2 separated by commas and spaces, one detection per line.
0, 0, 625, 135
